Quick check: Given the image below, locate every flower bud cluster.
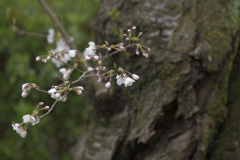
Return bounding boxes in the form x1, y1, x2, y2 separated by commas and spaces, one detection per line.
135, 43, 150, 58
48, 85, 68, 102
12, 122, 27, 138
124, 26, 142, 42
12, 102, 49, 138
72, 86, 84, 95
22, 83, 39, 97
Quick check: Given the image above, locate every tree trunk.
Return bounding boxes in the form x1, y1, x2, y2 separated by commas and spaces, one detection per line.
71, 0, 240, 160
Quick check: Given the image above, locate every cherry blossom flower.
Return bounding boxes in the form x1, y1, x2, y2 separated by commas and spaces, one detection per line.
19, 129, 27, 138
83, 41, 97, 60
47, 28, 55, 44
68, 50, 76, 57
21, 83, 31, 97
132, 74, 140, 80
87, 67, 94, 71
124, 77, 135, 87
116, 74, 126, 86
59, 68, 71, 80
105, 81, 111, 88
23, 114, 35, 123
48, 87, 66, 102
12, 123, 22, 132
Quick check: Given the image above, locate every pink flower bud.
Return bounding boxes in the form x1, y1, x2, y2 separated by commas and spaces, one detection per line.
46, 56, 51, 60
21, 90, 29, 98
126, 38, 130, 41
147, 47, 151, 51
96, 67, 99, 71
105, 81, 111, 89
98, 77, 102, 83
123, 34, 127, 37
36, 56, 41, 61
108, 47, 111, 51
99, 53, 102, 59
103, 67, 106, 70
132, 26, 136, 30
136, 49, 139, 55
38, 102, 44, 107
76, 90, 82, 95
132, 74, 140, 80
43, 106, 50, 110
77, 86, 84, 90
143, 51, 148, 58
127, 29, 131, 32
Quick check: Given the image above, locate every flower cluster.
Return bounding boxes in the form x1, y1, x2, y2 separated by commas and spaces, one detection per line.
22, 83, 39, 97
12, 102, 48, 138
15, 26, 150, 138
59, 68, 72, 80
116, 73, 139, 87
48, 86, 68, 102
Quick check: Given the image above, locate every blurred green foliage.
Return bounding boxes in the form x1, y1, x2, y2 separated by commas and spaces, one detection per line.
0, 0, 100, 159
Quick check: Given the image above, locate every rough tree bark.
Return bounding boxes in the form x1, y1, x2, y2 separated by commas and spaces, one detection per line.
71, 0, 240, 160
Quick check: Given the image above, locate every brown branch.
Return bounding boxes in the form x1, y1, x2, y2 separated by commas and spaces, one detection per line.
11, 25, 47, 38
103, 43, 136, 60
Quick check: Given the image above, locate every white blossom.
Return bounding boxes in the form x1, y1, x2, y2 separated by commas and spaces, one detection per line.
21, 90, 29, 98
68, 50, 76, 57
76, 90, 82, 95
19, 129, 27, 138
124, 77, 135, 87
47, 28, 55, 44
132, 74, 140, 80
12, 123, 21, 132
22, 83, 31, 91
105, 82, 111, 88
59, 68, 71, 80
87, 67, 94, 71
83, 41, 97, 60
116, 74, 126, 86
31, 116, 40, 126
23, 114, 35, 124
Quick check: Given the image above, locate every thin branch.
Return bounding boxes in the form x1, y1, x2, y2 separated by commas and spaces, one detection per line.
71, 72, 87, 84
34, 88, 49, 94
11, 25, 47, 38
52, 56, 84, 73
103, 43, 136, 60
39, 99, 58, 119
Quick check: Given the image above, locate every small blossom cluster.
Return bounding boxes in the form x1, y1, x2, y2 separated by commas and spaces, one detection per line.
116, 73, 139, 87
100, 41, 125, 52
48, 86, 68, 102
36, 28, 76, 67
72, 86, 84, 95
123, 26, 150, 58
59, 68, 72, 80
12, 102, 48, 138
83, 41, 99, 61
36, 49, 76, 68
22, 83, 39, 97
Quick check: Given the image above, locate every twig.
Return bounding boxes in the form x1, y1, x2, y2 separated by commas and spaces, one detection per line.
52, 56, 84, 73
103, 43, 136, 60
11, 25, 47, 38
34, 88, 49, 94
39, 99, 58, 119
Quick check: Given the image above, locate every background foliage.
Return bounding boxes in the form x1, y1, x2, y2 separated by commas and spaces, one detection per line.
0, 0, 100, 159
